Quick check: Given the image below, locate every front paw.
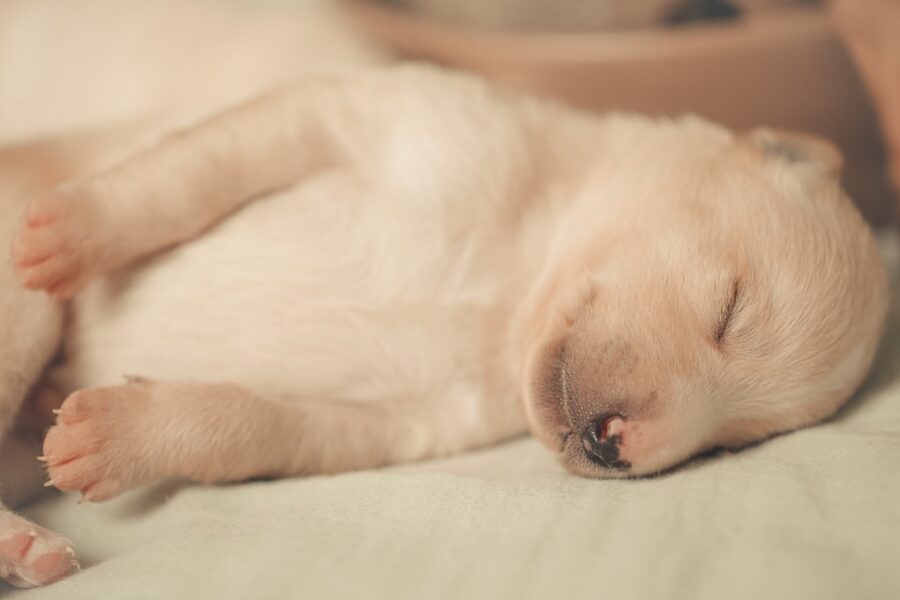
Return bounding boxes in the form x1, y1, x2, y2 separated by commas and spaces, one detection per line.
11, 188, 102, 299
43, 384, 153, 503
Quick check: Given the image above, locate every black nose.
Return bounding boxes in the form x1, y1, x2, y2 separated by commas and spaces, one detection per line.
581, 414, 630, 470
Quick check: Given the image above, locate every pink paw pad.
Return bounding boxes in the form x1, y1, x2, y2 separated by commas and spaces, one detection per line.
0, 512, 78, 588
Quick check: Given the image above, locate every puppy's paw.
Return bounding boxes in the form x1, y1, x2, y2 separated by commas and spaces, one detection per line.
43, 383, 155, 502
0, 510, 78, 587
10, 188, 106, 299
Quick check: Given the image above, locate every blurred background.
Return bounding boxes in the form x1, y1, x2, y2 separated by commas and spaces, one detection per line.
0, 0, 896, 224
339, 0, 897, 225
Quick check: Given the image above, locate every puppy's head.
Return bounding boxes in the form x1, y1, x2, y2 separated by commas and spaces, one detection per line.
519, 118, 889, 478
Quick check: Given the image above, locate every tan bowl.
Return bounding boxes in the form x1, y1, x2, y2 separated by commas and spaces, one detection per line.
339, 0, 893, 224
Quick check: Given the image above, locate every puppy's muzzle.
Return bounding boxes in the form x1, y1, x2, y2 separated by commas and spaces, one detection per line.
581, 414, 630, 470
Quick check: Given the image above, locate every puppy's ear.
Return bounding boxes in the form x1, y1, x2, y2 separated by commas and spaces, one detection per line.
742, 128, 844, 176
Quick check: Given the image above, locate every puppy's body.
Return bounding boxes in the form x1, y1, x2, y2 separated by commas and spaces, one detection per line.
53, 92, 544, 456
23, 65, 884, 485
43, 68, 591, 479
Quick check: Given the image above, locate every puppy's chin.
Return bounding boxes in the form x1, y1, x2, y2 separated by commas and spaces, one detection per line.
558, 436, 633, 479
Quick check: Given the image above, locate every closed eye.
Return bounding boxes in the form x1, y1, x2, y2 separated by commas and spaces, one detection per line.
714, 279, 741, 346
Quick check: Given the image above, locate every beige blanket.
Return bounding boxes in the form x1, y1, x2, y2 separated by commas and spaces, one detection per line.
3, 1, 899, 598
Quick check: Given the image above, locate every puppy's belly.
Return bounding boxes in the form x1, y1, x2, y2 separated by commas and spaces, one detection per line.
52, 174, 504, 412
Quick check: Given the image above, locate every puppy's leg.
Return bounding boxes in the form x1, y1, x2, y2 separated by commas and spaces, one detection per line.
42, 378, 465, 502
0, 362, 70, 589
13, 68, 540, 298
11, 73, 386, 298
0, 376, 71, 590
0, 433, 77, 588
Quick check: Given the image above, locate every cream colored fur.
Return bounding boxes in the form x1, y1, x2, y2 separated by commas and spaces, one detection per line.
0, 0, 889, 589
28, 66, 886, 481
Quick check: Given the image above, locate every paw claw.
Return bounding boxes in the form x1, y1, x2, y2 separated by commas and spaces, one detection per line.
42, 384, 155, 503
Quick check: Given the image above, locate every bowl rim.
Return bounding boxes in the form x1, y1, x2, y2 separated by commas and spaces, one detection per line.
339, 0, 831, 65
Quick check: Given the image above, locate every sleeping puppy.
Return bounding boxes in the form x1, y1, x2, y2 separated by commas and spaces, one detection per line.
0, 65, 889, 586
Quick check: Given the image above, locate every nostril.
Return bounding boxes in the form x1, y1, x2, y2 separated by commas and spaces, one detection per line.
599, 414, 625, 443
581, 413, 629, 470
585, 413, 625, 444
